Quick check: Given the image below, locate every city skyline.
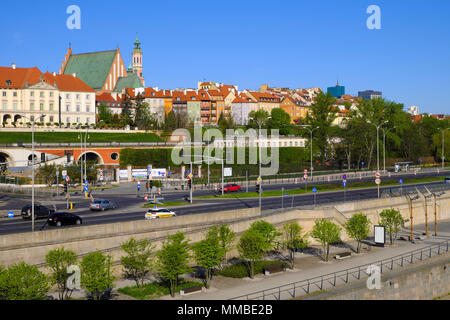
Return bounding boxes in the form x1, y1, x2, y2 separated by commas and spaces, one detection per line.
0, 0, 449, 114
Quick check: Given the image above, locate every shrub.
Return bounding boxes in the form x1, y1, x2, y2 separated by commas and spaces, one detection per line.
216, 260, 287, 278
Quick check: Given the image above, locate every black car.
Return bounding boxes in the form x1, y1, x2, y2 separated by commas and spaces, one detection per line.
47, 212, 82, 227
21, 204, 55, 220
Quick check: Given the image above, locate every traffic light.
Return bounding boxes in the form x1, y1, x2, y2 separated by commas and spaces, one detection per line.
256, 184, 260, 193
150, 180, 153, 188
188, 178, 192, 190
64, 183, 68, 193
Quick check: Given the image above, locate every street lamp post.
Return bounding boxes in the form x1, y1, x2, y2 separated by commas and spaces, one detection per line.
368, 120, 388, 198
300, 125, 319, 181
255, 116, 270, 213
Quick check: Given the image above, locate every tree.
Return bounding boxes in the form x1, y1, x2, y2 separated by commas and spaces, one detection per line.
80, 251, 115, 300
0, 262, 50, 300
344, 213, 371, 253
120, 238, 155, 289
305, 92, 337, 163
165, 110, 177, 131
120, 92, 134, 127
156, 232, 192, 297
310, 219, 341, 261
248, 220, 280, 252
268, 108, 292, 136
45, 247, 78, 300
237, 229, 266, 279
191, 228, 225, 289
247, 110, 270, 129
218, 225, 236, 263
379, 209, 404, 245
281, 222, 309, 269
97, 104, 112, 124
36, 164, 57, 186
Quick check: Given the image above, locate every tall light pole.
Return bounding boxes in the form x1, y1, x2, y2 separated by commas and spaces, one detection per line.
255, 115, 270, 213
78, 131, 83, 193
442, 128, 449, 169
84, 126, 90, 184
300, 125, 319, 181
22, 114, 44, 233
368, 120, 388, 198
382, 126, 395, 173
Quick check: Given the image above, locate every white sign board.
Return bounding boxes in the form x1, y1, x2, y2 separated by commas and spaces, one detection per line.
374, 225, 385, 245
151, 169, 166, 178
224, 168, 232, 177
132, 169, 148, 178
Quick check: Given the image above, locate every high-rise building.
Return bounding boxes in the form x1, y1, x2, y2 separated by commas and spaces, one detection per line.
358, 90, 382, 100
327, 82, 345, 98
407, 105, 419, 116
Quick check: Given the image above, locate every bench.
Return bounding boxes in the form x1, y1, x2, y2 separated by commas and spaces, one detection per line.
264, 264, 285, 276
334, 252, 352, 260
180, 286, 203, 296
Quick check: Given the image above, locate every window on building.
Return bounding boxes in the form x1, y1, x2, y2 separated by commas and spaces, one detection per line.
30, 91, 34, 97
76, 94, 80, 100
49, 116, 54, 122
66, 117, 70, 123
2, 103, 6, 111
13, 103, 17, 111
76, 105, 80, 112
66, 105, 70, 112
86, 117, 90, 124
66, 94, 70, 99
76, 117, 80, 123
30, 116, 34, 122
40, 103, 44, 111
40, 92, 44, 98
49, 103, 54, 111
86, 94, 90, 100
30, 103, 34, 111
86, 106, 90, 113
50, 92, 53, 97
2, 92, 5, 97
13, 92, 17, 97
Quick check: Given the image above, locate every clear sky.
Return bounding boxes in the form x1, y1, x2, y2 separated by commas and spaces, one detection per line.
1, 0, 449, 114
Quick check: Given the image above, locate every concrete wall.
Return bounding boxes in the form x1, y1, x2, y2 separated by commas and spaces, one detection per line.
316, 255, 450, 300
1, 192, 449, 269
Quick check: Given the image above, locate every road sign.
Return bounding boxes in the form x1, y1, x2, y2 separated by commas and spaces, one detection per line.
304, 169, 308, 173
375, 172, 381, 178
313, 187, 317, 193
343, 181, 347, 187
84, 185, 89, 192
7, 211, 14, 218
62, 170, 67, 178
257, 177, 262, 183
343, 174, 347, 180
399, 179, 403, 184
65, 175, 70, 183
188, 173, 193, 179
303, 174, 308, 180
144, 194, 148, 201
375, 178, 381, 185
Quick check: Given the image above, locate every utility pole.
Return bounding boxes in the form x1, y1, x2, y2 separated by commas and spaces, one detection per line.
442, 128, 449, 169
368, 120, 388, 198
382, 126, 395, 173
300, 125, 319, 181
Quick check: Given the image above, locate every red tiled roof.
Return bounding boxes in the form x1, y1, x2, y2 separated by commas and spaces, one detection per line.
42, 72, 95, 92
0, 66, 42, 89
96, 93, 117, 103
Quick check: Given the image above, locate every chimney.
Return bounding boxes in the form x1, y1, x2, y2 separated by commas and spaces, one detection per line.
12, 63, 16, 70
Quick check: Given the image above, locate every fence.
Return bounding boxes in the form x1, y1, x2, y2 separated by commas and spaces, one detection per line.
230, 239, 450, 300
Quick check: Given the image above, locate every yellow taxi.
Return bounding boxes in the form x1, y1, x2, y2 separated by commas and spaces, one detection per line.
144, 207, 177, 220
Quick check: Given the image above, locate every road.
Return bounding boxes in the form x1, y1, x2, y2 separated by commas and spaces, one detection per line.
0, 171, 449, 235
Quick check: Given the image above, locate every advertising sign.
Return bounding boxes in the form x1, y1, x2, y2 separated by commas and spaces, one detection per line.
132, 169, 148, 178
224, 168, 232, 177
151, 169, 167, 178
374, 225, 385, 246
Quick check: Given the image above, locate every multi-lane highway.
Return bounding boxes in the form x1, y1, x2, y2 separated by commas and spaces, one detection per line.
0, 170, 449, 235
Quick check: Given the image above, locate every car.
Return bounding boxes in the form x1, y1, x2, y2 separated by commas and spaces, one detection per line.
47, 212, 82, 227
144, 208, 176, 219
444, 177, 450, 184
21, 204, 55, 220
220, 184, 242, 193
89, 200, 117, 211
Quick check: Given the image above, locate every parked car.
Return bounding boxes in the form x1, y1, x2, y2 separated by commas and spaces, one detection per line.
444, 177, 450, 184
21, 204, 55, 220
89, 200, 117, 211
144, 208, 176, 219
220, 184, 242, 193
47, 212, 82, 227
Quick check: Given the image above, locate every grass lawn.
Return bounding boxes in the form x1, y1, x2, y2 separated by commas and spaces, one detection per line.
196, 176, 445, 199
0, 132, 163, 144
118, 280, 203, 300
216, 260, 288, 278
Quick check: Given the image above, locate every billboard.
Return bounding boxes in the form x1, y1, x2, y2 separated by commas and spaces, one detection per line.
151, 169, 167, 178
374, 225, 385, 245
131, 169, 148, 178
224, 168, 232, 177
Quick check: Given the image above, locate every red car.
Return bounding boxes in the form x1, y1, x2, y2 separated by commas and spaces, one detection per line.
221, 184, 242, 192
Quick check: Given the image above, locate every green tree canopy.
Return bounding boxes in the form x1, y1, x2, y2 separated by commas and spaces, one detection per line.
120, 238, 155, 289
310, 219, 341, 261
281, 222, 309, 269
237, 229, 267, 279
45, 247, 78, 300
379, 209, 404, 245
80, 251, 115, 300
344, 213, 371, 253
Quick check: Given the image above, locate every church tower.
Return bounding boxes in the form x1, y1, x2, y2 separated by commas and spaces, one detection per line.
132, 34, 144, 86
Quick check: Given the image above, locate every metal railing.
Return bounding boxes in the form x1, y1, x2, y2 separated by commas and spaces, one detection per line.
229, 239, 450, 300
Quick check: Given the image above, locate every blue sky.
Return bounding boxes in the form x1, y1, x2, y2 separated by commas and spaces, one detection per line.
1, 0, 449, 114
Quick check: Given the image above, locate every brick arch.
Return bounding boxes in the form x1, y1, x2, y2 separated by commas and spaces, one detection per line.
76, 151, 104, 165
